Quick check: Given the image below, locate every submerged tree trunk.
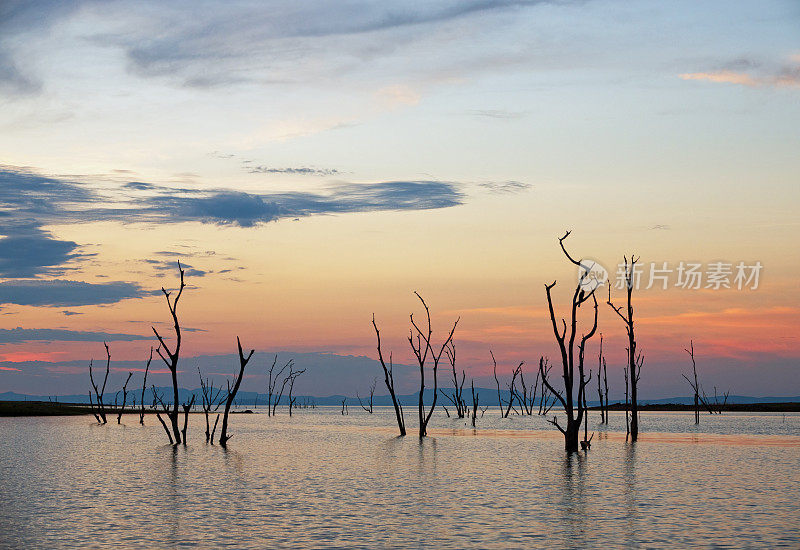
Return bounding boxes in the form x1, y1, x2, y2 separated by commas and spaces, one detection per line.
219, 337, 254, 447
139, 348, 152, 425
372, 314, 406, 436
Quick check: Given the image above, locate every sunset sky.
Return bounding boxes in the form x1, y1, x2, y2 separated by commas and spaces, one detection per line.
1, 0, 798, 398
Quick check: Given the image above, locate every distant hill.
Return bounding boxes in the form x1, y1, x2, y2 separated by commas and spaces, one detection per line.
2, 389, 799, 408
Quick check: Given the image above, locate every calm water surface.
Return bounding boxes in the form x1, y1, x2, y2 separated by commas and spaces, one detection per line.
1, 409, 798, 549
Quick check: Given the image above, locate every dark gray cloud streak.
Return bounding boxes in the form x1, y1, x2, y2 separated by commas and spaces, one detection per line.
0, 327, 147, 343
0, 280, 152, 306
0, 165, 464, 277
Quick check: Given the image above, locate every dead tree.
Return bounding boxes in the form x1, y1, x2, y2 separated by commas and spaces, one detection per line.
683, 341, 701, 424
266, 356, 291, 416
470, 380, 480, 427
357, 377, 377, 413
491, 350, 503, 416
516, 365, 539, 415
219, 337, 254, 447
152, 386, 174, 445
180, 394, 196, 444
580, 370, 594, 451
151, 263, 187, 444
88, 342, 111, 424
116, 372, 134, 424
596, 334, 609, 423
538, 231, 599, 453
139, 347, 153, 425
199, 368, 223, 443
440, 341, 467, 418
602, 346, 609, 423
341, 398, 348, 415
409, 292, 459, 438
270, 361, 296, 416
504, 362, 523, 417
286, 367, 306, 416
623, 367, 630, 438
607, 255, 643, 442
372, 314, 406, 436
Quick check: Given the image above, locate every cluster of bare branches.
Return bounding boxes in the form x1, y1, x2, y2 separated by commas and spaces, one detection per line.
265, 356, 297, 416
372, 292, 458, 437
683, 341, 729, 422
440, 342, 467, 418
199, 369, 224, 442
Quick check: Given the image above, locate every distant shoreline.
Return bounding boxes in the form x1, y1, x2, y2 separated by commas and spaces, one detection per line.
2, 400, 800, 417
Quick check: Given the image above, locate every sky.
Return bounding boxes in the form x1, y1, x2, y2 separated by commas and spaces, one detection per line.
0, 0, 798, 398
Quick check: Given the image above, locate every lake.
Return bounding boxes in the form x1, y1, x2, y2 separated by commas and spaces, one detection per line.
1, 408, 798, 549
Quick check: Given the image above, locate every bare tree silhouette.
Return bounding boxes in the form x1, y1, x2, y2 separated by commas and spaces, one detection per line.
151, 386, 174, 445
538, 231, 599, 452
88, 342, 111, 424
607, 256, 643, 442
409, 292, 458, 438
116, 371, 133, 424
219, 337, 254, 447
683, 341, 701, 424
151, 263, 187, 444
372, 314, 406, 435
199, 368, 223, 442
266, 356, 292, 416
139, 347, 153, 425
357, 377, 377, 414
470, 380, 479, 428
286, 366, 305, 416
596, 334, 610, 424
440, 341, 467, 418
491, 350, 503, 416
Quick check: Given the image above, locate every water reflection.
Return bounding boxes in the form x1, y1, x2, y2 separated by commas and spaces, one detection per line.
0, 410, 797, 549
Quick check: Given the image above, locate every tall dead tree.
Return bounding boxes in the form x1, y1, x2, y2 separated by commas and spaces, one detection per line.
607, 256, 642, 442
139, 347, 153, 425
357, 377, 377, 413
116, 372, 134, 424
88, 342, 111, 424
218, 337, 254, 447
539, 231, 599, 452
683, 341, 701, 424
372, 314, 406, 435
152, 263, 186, 444
409, 292, 459, 438
199, 368, 223, 443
